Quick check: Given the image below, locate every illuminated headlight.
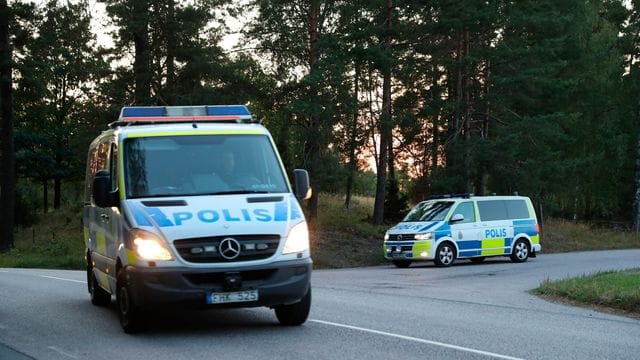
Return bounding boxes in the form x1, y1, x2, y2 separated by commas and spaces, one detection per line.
384, 232, 389, 241
283, 222, 309, 254
414, 233, 433, 240
131, 229, 173, 261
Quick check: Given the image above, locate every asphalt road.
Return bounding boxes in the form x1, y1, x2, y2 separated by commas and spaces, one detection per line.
1, 250, 639, 360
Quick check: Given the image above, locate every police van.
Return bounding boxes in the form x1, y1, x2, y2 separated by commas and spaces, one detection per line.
83, 105, 312, 333
384, 194, 541, 268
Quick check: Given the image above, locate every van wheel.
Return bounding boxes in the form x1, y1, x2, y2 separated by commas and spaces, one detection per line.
88, 266, 111, 306
434, 243, 456, 267
469, 257, 485, 263
510, 239, 530, 263
117, 270, 145, 334
275, 287, 311, 326
392, 260, 412, 268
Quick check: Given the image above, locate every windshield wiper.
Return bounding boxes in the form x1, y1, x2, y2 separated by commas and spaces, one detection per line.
206, 190, 270, 195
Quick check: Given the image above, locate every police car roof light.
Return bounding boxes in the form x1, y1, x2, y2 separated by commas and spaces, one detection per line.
110, 105, 256, 128
429, 193, 474, 199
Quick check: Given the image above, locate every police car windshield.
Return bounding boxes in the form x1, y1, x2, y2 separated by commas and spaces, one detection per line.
123, 134, 289, 198
402, 201, 454, 222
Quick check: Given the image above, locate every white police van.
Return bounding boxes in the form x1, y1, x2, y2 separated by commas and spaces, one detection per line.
384, 194, 541, 268
83, 105, 312, 333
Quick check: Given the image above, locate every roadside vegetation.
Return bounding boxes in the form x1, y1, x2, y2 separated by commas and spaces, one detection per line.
532, 269, 640, 318
2, 193, 639, 318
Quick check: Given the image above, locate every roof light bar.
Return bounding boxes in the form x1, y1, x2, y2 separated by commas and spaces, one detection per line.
115, 105, 255, 125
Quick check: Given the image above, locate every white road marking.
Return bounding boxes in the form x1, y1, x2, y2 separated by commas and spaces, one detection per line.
310, 319, 527, 360
47, 346, 79, 359
39, 275, 86, 284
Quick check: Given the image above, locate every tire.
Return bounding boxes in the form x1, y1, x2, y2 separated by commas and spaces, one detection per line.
275, 287, 311, 326
117, 270, 145, 334
469, 257, 485, 264
392, 260, 412, 268
510, 239, 530, 263
88, 266, 111, 306
434, 242, 456, 267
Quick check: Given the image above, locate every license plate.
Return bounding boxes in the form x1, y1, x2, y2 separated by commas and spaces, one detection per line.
392, 253, 405, 259
207, 290, 258, 304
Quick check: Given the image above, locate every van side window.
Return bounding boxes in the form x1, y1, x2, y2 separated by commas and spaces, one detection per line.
505, 200, 529, 219
452, 202, 475, 223
477, 200, 508, 221
109, 143, 118, 192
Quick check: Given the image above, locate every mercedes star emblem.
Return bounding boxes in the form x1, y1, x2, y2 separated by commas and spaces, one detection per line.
219, 237, 241, 260
397, 234, 403, 241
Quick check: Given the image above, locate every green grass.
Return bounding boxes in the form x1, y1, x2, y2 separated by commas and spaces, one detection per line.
2, 193, 640, 318
3, 194, 640, 271
532, 269, 640, 318
0, 206, 85, 269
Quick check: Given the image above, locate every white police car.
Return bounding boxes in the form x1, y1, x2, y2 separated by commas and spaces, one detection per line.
384, 194, 541, 268
83, 105, 312, 332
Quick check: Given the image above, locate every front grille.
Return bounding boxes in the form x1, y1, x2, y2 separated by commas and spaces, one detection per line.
388, 234, 416, 241
184, 269, 277, 285
174, 235, 280, 263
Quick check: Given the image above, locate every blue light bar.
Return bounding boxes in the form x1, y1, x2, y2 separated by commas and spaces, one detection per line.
115, 105, 255, 125
206, 105, 251, 116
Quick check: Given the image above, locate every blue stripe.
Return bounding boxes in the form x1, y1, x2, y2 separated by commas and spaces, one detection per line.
131, 204, 153, 226
122, 107, 166, 117
144, 207, 174, 227
513, 219, 535, 226
206, 105, 251, 116
457, 240, 481, 250
418, 222, 439, 232
274, 202, 288, 221
459, 250, 479, 258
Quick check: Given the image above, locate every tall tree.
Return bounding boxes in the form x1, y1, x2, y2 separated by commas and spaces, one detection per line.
0, 0, 15, 251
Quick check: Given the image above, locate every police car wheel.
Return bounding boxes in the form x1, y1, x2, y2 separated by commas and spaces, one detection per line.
510, 239, 530, 263
117, 273, 145, 334
392, 260, 412, 268
275, 287, 311, 326
88, 266, 110, 306
434, 243, 456, 267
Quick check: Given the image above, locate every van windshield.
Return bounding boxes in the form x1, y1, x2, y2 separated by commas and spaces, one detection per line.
123, 134, 289, 198
402, 201, 454, 222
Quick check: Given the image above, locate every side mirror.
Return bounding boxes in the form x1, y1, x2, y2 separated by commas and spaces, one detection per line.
450, 213, 465, 223
293, 169, 312, 200
92, 170, 118, 208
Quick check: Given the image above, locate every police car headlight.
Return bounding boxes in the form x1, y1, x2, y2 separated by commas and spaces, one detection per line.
131, 229, 173, 261
414, 233, 433, 240
283, 222, 309, 254
384, 231, 389, 241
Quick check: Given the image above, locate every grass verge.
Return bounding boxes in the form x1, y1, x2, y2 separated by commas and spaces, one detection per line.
532, 268, 640, 318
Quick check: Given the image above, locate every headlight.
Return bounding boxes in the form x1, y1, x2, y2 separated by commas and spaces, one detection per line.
131, 229, 173, 261
414, 233, 433, 240
384, 231, 389, 241
283, 222, 309, 254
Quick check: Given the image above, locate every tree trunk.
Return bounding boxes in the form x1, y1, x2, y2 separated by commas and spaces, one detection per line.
43, 179, 48, 213
304, 0, 321, 221
633, 126, 640, 234
133, 0, 151, 105
373, 0, 393, 225
54, 176, 61, 209
0, 0, 15, 252
345, 63, 360, 209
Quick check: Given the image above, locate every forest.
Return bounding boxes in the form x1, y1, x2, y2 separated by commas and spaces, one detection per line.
1, 0, 640, 252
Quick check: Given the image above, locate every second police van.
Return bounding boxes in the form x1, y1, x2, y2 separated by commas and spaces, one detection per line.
384, 194, 541, 268
83, 105, 312, 333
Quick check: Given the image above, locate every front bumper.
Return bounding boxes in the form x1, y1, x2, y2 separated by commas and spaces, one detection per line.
384, 241, 434, 261
123, 258, 312, 309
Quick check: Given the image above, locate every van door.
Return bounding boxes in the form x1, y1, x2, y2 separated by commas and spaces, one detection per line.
449, 201, 481, 258
477, 200, 511, 256
92, 140, 119, 287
